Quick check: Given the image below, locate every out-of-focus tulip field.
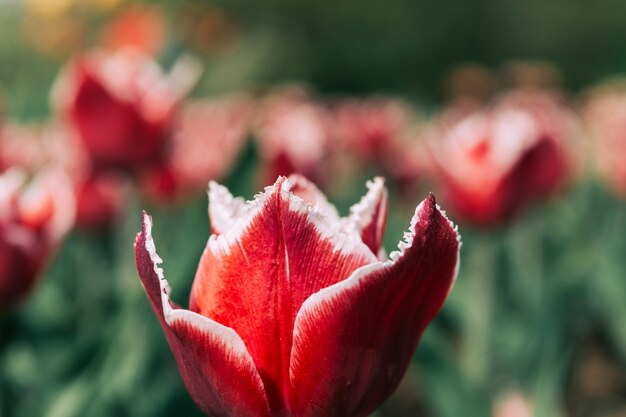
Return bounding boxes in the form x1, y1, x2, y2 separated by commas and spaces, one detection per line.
1, 0, 626, 416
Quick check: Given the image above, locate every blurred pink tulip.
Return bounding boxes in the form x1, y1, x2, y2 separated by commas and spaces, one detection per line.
0, 168, 75, 308
255, 87, 331, 185
0, 122, 126, 230
429, 91, 576, 226
141, 95, 254, 200
0, 122, 80, 172
329, 97, 433, 193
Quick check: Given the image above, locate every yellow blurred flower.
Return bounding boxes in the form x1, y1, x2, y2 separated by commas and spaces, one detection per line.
25, 0, 124, 18
25, 0, 72, 18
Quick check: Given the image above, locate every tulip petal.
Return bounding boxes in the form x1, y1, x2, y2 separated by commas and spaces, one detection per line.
207, 181, 247, 234
343, 177, 388, 256
72, 71, 143, 163
190, 177, 377, 410
32, 168, 76, 241
135, 213, 270, 417
289, 194, 460, 417
209, 175, 344, 236
287, 174, 341, 223
53, 54, 170, 169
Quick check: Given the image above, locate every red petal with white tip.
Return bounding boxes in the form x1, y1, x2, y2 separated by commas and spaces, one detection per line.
190, 177, 377, 410
0, 168, 75, 309
135, 213, 270, 417
288, 174, 341, 223
288, 194, 460, 417
207, 181, 247, 234
343, 177, 388, 256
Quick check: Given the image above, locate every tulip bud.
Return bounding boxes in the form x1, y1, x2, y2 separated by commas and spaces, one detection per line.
141, 95, 254, 201
429, 91, 577, 226
51, 48, 193, 171
135, 175, 460, 417
255, 87, 332, 186
0, 168, 74, 309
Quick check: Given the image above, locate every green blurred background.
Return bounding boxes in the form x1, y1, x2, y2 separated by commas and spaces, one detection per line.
1, 1, 625, 416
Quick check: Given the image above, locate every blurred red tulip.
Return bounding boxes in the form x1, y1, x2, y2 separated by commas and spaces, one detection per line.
429, 91, 576, 226
0, 122, 125, 230
74, 173, 125, 230
141, 95, 254, 201
384, 132, 434, 196
135, 176, 460, 417
329, 97, 432, 193
255, 87, 331, 185
52, 48, 200, 171
333, 97, 409, 163
582, 83, 626, 195
0, 168, 75, 309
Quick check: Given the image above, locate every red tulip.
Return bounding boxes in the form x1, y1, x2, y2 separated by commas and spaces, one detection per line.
0, 168, 75, 308
582, 83, 626, 195
0, 122, 126, 230
333, 97, 410, 163
429, 91, 576, 226
135, 175, 460, 417
141, 95, 254, 200
74, 173, 126, 230
255, 87, 331, 185
329, 98, 433, 195
52, 48, 200, 171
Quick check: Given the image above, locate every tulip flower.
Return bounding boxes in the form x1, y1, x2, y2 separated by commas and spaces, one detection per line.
0, 168, 75, 308
429, 91, 576, 226
332, 97, 409, 164
74, 173, 125, 230
582, 83, 626, 195
329, 98, 435, 195
141, 95, 254, 200
255, 87, 331, 185
52, 48, 201, 171
135, 175, 460, 417
0, 122, 125, 230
